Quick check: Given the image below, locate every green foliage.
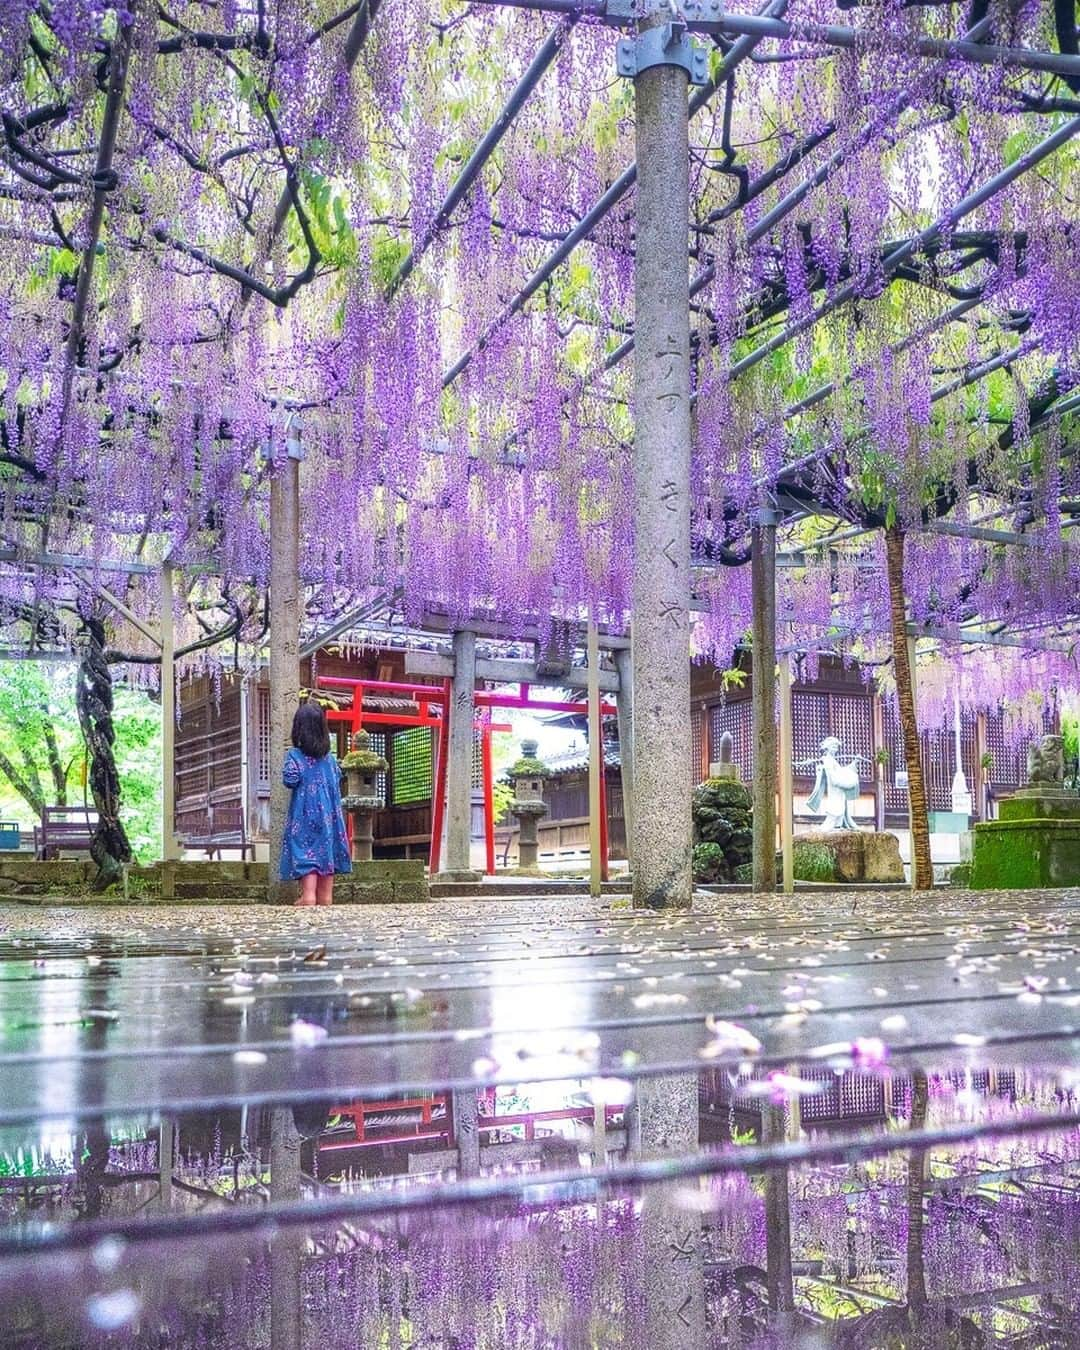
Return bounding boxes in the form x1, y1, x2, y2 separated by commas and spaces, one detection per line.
692, 842, 726, 882
791, 839, 838, 882
507, 755, 549, 779
111, 686, 163, 864
0, 664, 161, 862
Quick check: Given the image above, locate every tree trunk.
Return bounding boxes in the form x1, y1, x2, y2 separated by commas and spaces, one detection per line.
884, 527, 933, 890
0, 746, 44, 817
43, 715, 68, 805
76, 615, 132, 888
905, 1068, 930, 1313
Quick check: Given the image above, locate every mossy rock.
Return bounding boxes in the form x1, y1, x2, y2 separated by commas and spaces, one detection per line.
508, 757, 550, 779
341, 750, 389, 773
691, 779, 754, 881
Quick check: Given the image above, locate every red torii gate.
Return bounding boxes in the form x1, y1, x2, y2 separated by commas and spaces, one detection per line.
316, 674, 615, 876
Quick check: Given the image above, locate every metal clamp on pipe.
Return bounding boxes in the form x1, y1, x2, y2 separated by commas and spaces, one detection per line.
616, 21, 709, 84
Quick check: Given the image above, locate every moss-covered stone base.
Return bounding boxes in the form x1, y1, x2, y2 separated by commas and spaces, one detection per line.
969, 818, 1080, 888
0, 857, 430, 904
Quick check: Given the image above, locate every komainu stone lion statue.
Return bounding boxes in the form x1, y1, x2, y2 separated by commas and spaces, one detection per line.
1026, 734, 1065, 787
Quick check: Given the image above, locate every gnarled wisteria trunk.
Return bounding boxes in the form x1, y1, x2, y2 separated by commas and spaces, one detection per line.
75, 615, 132, 889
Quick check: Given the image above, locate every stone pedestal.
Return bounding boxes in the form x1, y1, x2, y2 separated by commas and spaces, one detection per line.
970, 791, 1080, 888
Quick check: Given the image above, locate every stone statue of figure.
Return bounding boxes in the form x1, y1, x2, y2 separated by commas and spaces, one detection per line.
1026, 734, 1065, 787
799, 736, 864, 831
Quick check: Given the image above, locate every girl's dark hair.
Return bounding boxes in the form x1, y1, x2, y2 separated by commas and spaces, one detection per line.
291, 701, 331, 758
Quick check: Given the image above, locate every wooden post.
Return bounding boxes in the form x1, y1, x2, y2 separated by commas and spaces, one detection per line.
268, 423, 302, 903
885, 527, 933, 890
614, 645, 634, 851
588, 621, 602, 898
777, 654, 794, 894
157, 1117, 173, 1212
481, 717, 495, 875
761, 1104, 796, 1315
630, 7, 693, 910
440, 631, 479, 880
750, 515, 778, 892
428, 679, 452, 874
160, 561, 177, 869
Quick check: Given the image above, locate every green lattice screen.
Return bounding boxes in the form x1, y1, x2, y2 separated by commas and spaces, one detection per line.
392, 727, 433, 805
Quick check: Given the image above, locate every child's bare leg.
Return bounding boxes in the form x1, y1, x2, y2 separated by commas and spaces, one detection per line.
316, 873, 334, 906
295, 873, 318, 906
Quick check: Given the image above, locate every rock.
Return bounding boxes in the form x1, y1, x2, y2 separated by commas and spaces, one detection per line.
862, 832, 904, 882
692, 778, 753, 882
792, 831, 904, 884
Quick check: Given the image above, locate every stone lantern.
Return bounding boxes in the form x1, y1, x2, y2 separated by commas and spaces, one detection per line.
340, 730, 388, 862
508, 738, 549, 871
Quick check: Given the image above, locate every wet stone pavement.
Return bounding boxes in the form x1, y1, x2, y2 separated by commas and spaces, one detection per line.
1, 888, 1079, 1347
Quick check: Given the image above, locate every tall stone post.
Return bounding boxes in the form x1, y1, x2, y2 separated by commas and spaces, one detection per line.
268, 423, 302, 903
439, 630, 478, 881
453, 1088, 481, 1178
269, 1107, 303, 1350
750, 516, 777, 892
634, 1075, 705, 1346
613, 645, 635, 849
630, 10, 693, 911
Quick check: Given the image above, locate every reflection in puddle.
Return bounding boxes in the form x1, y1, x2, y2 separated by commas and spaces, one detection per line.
2, 1065, 1079, 1346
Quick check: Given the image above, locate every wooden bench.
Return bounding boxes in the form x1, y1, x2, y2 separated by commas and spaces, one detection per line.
34, 807, 99, 860
176, 802, 254, 860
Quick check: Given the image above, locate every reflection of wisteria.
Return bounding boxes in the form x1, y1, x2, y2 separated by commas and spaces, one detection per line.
3, 1118, 1078, 1346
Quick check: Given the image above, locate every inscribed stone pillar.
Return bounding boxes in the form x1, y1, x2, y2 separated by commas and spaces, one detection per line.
440, 630, 478, 880
630, 11, 693, 910
269, 1107, 303, 1350
634, 1075, 705, 1346
453, 1088, 480, 1178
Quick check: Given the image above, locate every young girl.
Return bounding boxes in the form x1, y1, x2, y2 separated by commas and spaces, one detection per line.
281, 701, 351, 906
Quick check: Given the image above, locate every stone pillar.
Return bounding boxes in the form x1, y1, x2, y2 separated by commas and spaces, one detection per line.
630, 9, 693, 911
750, 517, 777, 893
439, 630, 478, 881
269, 1107, 303, 1350
635, 1075, 705, 1346
453, 1088, 480, 1178
269, 427, 302, 903
614, 645, 635, 850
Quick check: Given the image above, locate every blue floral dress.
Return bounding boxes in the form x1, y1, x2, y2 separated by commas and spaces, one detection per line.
280, 748, 352, 880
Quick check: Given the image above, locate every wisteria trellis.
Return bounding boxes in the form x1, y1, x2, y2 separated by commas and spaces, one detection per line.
0, 0, 1077, 711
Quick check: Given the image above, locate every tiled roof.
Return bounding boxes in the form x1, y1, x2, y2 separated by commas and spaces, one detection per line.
543, 744, 621, 775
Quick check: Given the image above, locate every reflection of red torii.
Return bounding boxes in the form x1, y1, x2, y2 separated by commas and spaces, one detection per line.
316, 675, 615, 877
